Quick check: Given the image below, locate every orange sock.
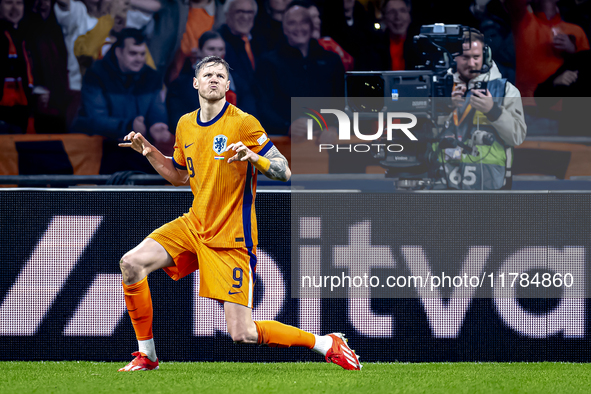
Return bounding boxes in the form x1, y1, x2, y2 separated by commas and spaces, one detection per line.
122, 277, 153, 340
254, 321, 315, 349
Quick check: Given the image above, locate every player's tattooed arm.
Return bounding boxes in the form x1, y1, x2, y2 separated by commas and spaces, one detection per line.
227, 142, 291, 182
263, 145, 291, 182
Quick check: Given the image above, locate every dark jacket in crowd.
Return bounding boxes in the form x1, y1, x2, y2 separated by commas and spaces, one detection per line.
322, 1, 381, 71
256, 39, 345, 135
25, 12, 69, 133
73, 48, 167, 173
166, 60, 199, 131
74, 49, 167, 140
251, 10, 284, 54
148, 0, 189, 74
219, 23, 261, 117
535, 50, 591, 136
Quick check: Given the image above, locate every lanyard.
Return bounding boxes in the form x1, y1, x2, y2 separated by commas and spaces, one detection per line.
453, 104, 472, 127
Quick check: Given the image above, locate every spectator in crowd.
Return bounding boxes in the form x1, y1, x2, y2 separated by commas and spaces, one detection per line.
74, 0, 158, 73
54, 0, 102, 127
1, 0, 35, 133
535, 50, 591, 136
73, 28, 173, 174
166, 0, 225, 84
219, 0, 261, 116
252, 0, 289, 53
27, 0, 70, 133
73, 0, 133, 76
471, 0, 511, 25
97, 0, 135, 58
166, 30, 237, 130
126, 0, 161, 35
322, 0, 381, 70
355, 0, 381, 26
478, 17, 515, 84
438, 29, 526, 190
470, 0, 516, 84
180, 0, 218, 58
255, 2, 344, 136
558, 0, 591, 41
375, 0, 419, 71
304, 1, 354, 71
505, 0, 590, 100
146, 0, 189, 75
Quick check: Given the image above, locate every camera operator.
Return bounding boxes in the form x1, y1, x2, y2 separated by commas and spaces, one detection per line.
436, 28, 526, 190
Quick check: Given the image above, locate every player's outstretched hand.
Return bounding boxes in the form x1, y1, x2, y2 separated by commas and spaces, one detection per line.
118, 131, 155, 156
227, 141, 257, 164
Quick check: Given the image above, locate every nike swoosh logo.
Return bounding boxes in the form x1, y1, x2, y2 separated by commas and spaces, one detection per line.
228, 291, 241, 295
185, 143, 194, 148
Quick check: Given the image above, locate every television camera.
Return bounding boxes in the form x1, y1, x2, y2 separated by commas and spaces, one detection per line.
343, 24, 494, 189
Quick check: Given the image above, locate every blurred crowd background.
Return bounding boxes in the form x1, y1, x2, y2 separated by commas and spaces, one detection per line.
1, 0, 590, 176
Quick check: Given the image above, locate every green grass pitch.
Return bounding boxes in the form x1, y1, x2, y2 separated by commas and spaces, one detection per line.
2, 362, 591, 393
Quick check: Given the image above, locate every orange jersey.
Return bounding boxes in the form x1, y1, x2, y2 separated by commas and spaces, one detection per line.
172, 102, 274, 248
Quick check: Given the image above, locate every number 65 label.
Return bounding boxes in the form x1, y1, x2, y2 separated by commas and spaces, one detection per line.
448, 165, 478, 186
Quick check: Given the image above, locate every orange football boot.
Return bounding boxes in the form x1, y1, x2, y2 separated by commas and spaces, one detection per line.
118, 352, 159, 372
325, 333, 362, 371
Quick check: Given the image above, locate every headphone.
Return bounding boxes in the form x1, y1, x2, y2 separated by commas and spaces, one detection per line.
466, 27, 493, 72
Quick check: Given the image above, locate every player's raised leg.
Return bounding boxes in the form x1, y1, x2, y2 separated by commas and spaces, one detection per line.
118, 238, 175, 371
223, 302, 362, 370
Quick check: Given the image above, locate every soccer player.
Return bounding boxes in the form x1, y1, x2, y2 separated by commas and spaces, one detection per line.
117, 55, 361, 372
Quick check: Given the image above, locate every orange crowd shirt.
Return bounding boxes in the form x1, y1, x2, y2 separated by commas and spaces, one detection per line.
508, 0, 590, 99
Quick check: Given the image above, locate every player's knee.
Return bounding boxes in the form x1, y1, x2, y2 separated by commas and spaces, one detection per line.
119, 254, 144, 283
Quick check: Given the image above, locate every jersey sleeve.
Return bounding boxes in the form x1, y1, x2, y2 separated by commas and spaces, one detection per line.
172, 119, 187, 170
240, 115, 274, 156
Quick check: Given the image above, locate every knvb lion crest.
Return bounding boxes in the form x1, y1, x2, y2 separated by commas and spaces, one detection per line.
213, 135, 228, 155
